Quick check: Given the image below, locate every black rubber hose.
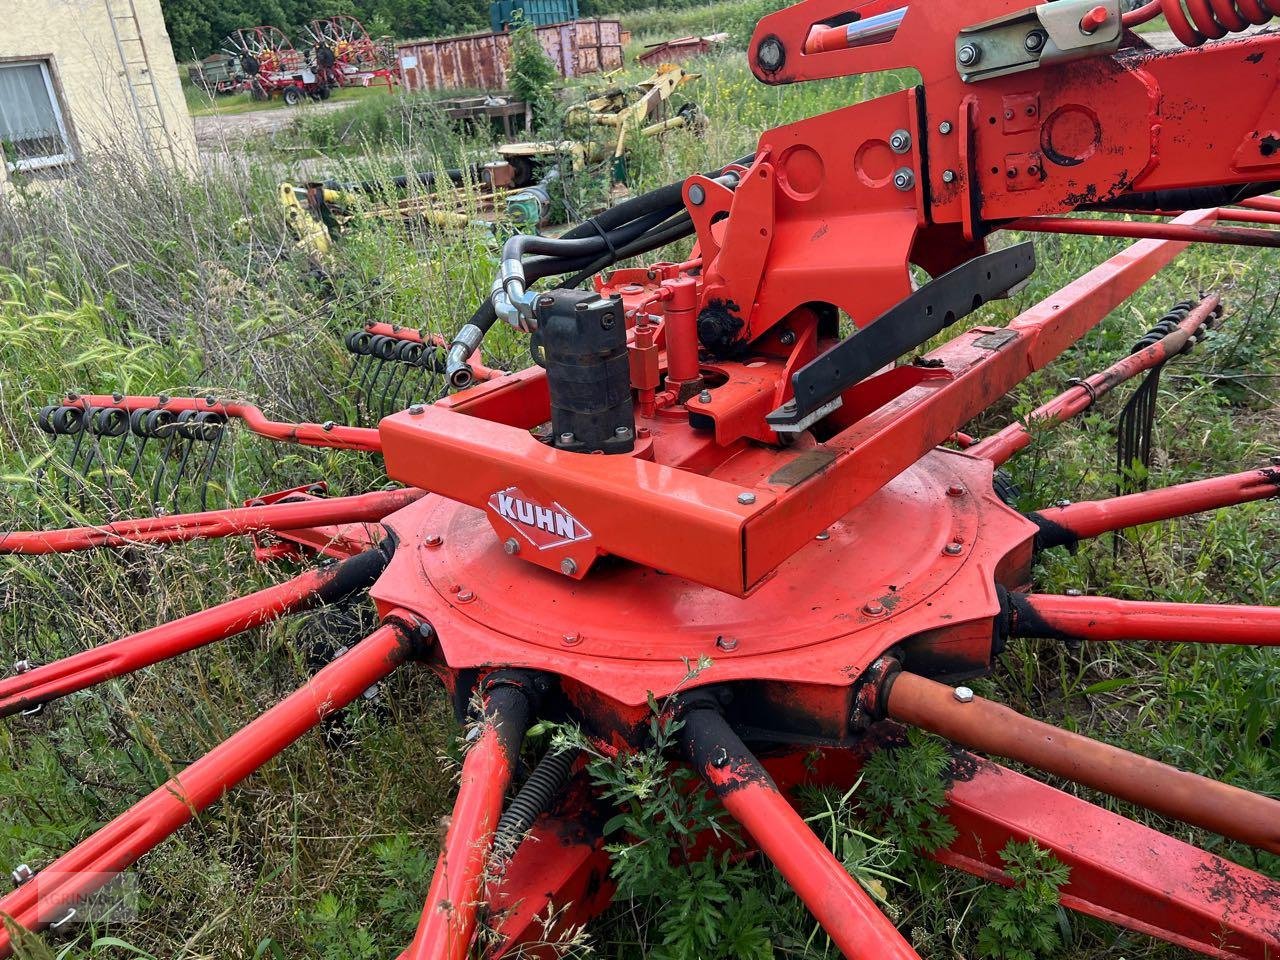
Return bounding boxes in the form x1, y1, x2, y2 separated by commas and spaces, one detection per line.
448, 205, 690, 382
327, 167, 473, 195
446, 156, 751, 383
492, 747, 578, 847
1089, 181, 1280, 213
313, 541, 394, 605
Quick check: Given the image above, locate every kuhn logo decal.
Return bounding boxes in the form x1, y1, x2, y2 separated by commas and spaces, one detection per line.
489, 487, 590, 549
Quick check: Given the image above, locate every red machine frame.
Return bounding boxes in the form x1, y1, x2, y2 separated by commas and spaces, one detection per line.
4, 0, 1280, 957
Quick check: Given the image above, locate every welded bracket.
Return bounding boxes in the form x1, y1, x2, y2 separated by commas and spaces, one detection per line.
955, 0, 1122, 83
767, 243, 1035, 430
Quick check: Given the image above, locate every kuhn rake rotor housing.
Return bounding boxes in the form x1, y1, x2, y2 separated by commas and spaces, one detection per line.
4, 0, 1280, 957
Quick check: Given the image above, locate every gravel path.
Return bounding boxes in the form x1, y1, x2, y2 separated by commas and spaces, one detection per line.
193, 99, 351, 148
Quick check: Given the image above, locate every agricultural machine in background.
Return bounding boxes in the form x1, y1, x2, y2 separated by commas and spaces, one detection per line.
223, 26, 332, 104
221, 17, 397, 105
6, 1, 1280, 959
304, 15, 399, 91
279, 66, 704, 256
497, 63, 704, 184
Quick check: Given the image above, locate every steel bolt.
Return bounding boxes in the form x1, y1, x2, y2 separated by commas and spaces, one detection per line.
954, 686, 975, 703
13, 659, 32, 675
688, 183, 706, 206
562, 632, 582, 646
779, 329, 796, 346
738, 492, 757, 505
815, 531, 831, 541
716, 635, 739, 651
614, 425, 632, 438
757, 35, 785, 72
322, 420, 335, 431
938, 120, 954, 135
157, 394, 169, 404
957, 43, 981, 67
111, 392, 124, 402
942, 169, 957, 184
1066, 588, 1083, 597
416, 622, 435, 642
409, 404, 425, 415
601, 312, 616, 330
946, 484, 965, 497
698, 390, 713, 404
893, 168, 916, 192
711, 746, 730, 768
560, 558, 578, 576
1024, 30, 1047, 52
457, 589, 475, 603
205, 395, 216, 406
559, 432, 575, 444
1005, 108, 1015, 121
11, 864, 33, 886
503, 538, 520, 555
425, 534, 443, 547
889, 128, 912, 154
944, 541, 964, 556
863, 601, 886, 617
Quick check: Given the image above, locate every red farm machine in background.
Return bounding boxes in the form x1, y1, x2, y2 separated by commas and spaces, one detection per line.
4, 0, 1280, 957
304, 15, 399, 91
223, 25, 339, 105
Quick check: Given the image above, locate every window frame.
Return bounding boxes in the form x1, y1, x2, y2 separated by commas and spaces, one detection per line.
0, 58, 75, 173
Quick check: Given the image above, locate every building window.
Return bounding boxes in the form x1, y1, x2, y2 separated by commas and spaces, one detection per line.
0, 60, 73, 172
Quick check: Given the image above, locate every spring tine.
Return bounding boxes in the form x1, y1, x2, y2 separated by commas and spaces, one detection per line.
356, 337, 388, 400
194, 419, 226, 512
379, 359, 410, 418
169, 424, 199, 514
379, 352, 416, 418
366, 355, 397, 419
151, 424, 180, 512
62, 425, 87, 503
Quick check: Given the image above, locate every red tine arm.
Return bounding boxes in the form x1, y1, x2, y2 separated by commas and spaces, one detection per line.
402, 681, 533, 960
1005, 217, 1280, 248
0, 622, 415, 956
68, 395, 382, 452
0, 547, 389, 717
1026, 467, 1279, 547
886, 671, 1280, 854
680, 698, 921, 960
0, 488, 420, 554
1008, 591, 1280, 647
969, 294, 1220, 465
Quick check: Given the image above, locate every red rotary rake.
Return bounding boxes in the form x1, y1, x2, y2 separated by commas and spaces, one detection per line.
303, 15, 399, 90
4, 0, 1280, 956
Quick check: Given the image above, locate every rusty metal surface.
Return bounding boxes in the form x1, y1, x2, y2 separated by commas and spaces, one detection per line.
397, 19, 623, 92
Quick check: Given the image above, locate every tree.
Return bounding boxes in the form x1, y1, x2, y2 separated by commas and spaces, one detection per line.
507, 16, 558, 125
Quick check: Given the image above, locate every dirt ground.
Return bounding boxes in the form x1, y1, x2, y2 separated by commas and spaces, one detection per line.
193, 98, 352, 149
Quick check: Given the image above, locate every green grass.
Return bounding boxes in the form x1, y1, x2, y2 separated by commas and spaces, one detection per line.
1, 31, 1277, 960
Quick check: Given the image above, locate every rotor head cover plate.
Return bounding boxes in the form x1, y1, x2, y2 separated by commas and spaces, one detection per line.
372, 450, 1036, 706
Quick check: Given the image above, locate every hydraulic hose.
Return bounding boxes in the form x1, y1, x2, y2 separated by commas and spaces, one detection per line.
445, 156, 753, 389
1090, 181, 1280, 214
